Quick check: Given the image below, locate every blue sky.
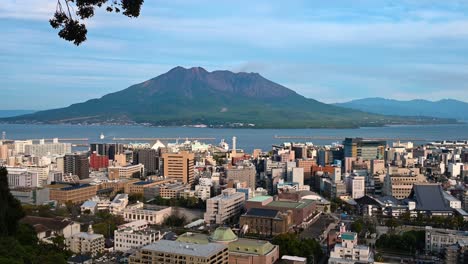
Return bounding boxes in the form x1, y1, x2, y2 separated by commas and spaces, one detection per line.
1, 0, 468, 109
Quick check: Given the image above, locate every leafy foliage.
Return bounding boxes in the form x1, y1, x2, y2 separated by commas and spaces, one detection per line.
50, 0, 144, 45
93, 211, 125, 238
376, 230, 425, 254
163, 214, 187, 227
272, 233, 323, 261
0, 167, 71, 263
0, 167, 24, 236
150, 196, 206, 209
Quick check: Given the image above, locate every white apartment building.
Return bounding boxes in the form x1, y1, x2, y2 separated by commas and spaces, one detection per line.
14, 140, 33, 154
195, 185, 211, 200
114, 227, 162, 252
6, 167, 39, 188
425, 226, 468, 253
66, 226, 105, 257
24, 139, 71, 157
27, 166, 49, 187
204, 188, 245, 224
350, 176, 365, 199
329, 232, 372, 264
123, 207, 172, 225
110, 193, 129, 215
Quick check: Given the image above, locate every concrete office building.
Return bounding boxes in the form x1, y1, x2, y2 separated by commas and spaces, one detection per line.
129, 240, 229, 264
344, 138, 386, 160
6, 167, 39, 188
133, 149, 159, 176
226, 165, 256, 190
49, 184, 98, 205
11, 187, 50, 205
383, 167, 426, 199
14, 140, 33, 154
90, 143, 123, 160
425, 226, 468, 253
64, 153, 89, 179
67, 226, 105, 257
162, 151, 195, 185
27, 166, 49, 187
204, 188, 245, 224
123, 206, 172, 225
350, 176, 365, 199
114, 227, 162, 252
108, 164, 144, 180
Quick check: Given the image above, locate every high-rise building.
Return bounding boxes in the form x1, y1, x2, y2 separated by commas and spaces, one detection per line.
204, 188, 245, 224
226, 166, 256, 190
133, 149, 159, 176
90, 143, 123, 160
14, 140, 33, 154
296, 159, 316, 183
64, 153, 89, 179
344, 138, 386, 161
89, 152, 109, 171
350, 176, 365, 199
162, 151, 194, 184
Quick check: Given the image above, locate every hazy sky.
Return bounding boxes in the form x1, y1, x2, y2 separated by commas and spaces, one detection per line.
1, 0, 468, 109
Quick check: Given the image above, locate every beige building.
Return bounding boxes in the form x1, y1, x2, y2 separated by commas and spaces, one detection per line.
425, 226, 468, 253
204, 188, 245, 224
108, 164, 145, 180
383, 167, 426, 199
124, 179, 174, 195
49, 184, 98, 205
226, 166, 256, 191
129, 240, 229, 264
162, 151, 195, 184
67, 226, 105, 257
177, 227, 280, 264
123, 206, 172, 225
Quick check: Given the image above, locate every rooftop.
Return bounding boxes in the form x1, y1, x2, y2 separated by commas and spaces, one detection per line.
248, 195, 272, 202
411, 184, 453, 212
60, 184, 92, 191
229, 238, 276, 255
20, 216, 75, 233
133, 181, 155, 186
341, 232, 357, 241
244, 208, 280, 218
141, 240, 227, 257
210, 227, 238, 242
267, 199, 315, 209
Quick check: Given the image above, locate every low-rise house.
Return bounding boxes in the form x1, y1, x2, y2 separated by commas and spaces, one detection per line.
20, 216, 80, 243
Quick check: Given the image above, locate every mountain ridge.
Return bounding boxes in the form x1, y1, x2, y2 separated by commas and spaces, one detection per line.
2, 67, 458, 128
335, 97, 468, 121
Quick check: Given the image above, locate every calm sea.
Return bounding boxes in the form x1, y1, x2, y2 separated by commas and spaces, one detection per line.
0, 124, 467, 153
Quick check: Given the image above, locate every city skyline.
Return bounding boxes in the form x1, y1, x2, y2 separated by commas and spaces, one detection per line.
2, 0, 468, 109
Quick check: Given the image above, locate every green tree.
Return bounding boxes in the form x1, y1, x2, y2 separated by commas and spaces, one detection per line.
49, 0, 144, 45
351, 219, 364, 234
0, 167, 25, 236
272, 233, 323, 262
